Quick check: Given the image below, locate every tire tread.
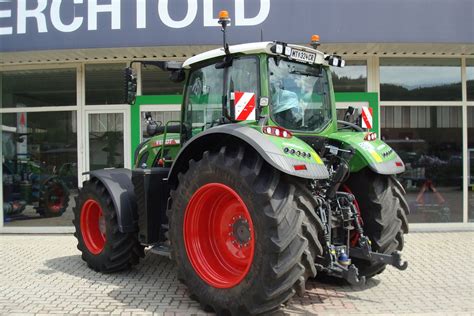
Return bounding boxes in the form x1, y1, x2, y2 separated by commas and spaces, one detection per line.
346, 169, 409, 278
168, 144, 323, 315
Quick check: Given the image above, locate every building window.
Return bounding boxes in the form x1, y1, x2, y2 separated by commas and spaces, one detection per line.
2, 111, 78, 227
332, 60, 367, 92
467, 107, 474, 222
1, 68, 76, 108
381, 106, 462, 223
380, 58, 462, 101
85, 64, 126, 105
467, 59, 474, 101
141, 64, 184, 95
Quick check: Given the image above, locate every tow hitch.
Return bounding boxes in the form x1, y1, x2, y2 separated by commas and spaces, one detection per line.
350, 248, 408, 271
317, 247, 408, 286
349, 235, 408, 271
316, 235, 408, 286
316, 259, 367, 286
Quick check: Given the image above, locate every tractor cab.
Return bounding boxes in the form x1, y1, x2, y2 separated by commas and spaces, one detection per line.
127, 40, 354, 177
180, 40, 343, 138
124, 11, 349, 161
126, 42, 345, 133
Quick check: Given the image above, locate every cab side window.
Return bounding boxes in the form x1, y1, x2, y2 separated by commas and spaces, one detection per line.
184, 57, 259, 140
185, 64, 224, 137
226, 57, 259, 105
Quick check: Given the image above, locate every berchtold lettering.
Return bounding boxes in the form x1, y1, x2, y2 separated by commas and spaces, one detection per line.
0, 0, 271, 35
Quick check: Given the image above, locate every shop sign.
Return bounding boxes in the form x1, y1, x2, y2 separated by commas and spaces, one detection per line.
0, 0, 471, 52
0, 0, 270, 35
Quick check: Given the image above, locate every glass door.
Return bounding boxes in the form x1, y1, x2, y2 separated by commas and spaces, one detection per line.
85, 110, 130, 173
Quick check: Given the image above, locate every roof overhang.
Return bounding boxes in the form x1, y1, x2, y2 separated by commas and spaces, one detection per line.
1, 43, 473, 67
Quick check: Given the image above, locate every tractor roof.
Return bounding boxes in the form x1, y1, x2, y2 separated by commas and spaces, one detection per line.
182, 41, 326, 69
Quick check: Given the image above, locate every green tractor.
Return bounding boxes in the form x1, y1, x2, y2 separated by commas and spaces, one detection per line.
73, 12, 409, 315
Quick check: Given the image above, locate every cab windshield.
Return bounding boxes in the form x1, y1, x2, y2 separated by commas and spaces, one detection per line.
269, 57, 332, 131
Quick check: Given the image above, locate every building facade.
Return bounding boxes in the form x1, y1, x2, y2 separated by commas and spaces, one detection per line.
1, 0, 473, 232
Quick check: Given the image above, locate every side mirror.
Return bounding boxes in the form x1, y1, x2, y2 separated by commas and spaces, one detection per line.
344, 106, 355, 121
215, 56, 233, 69
146, 121, 158, 137
124, 67, 137, 105
169, 69, 185, 83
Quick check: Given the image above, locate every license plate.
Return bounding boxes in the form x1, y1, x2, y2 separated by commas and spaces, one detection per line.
290, 49, 316, 63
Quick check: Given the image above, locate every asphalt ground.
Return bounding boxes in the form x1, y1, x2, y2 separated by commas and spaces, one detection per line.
0, 232, 473, 315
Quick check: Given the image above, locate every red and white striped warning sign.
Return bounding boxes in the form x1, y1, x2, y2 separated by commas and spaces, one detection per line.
361, 106, 373, 129
233, 91, 256, 121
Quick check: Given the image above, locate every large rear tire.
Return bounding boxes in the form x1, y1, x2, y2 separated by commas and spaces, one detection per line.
345, 169, 409, 278
73, 179, 144, 273
168, 144, 323, 315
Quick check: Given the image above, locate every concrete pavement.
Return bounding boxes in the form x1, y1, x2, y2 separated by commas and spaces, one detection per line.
0, 232, 473, 315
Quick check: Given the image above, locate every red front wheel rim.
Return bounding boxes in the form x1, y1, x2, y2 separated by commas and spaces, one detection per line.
80, 199, 106, 254
184, 183, 255, 289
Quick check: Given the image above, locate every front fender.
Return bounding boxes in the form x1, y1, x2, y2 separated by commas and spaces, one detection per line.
327, 132, 405, 175
168, 124, 329, 185
86, 168, 138, 233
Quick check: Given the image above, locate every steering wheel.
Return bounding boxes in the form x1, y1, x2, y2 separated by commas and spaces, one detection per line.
274, 107, 303, 129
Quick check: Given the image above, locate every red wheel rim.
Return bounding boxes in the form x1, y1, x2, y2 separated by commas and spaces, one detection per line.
80, 199, 106, 254
342, 185, 363, 246
184, 183, 255, 289
47, 185, 66, 213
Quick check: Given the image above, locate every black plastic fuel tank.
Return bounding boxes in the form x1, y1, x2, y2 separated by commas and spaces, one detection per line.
132, 167, 170, 244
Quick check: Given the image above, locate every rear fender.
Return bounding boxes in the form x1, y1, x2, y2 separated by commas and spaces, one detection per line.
168, 124, 329, 186
327, 132, 405, 175
86, 168, 137, 233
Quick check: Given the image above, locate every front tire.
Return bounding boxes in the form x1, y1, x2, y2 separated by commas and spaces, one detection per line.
73, 179, 144, 273
168, 145, 323, 315
345, 169, 409, 278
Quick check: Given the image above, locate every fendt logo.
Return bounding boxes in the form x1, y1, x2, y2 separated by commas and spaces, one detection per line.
0, 0, 271, 35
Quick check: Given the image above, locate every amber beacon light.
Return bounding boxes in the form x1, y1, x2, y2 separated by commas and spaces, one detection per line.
218, 10, 231, 25
218, 10, 231, 55
311, 34, 320, 48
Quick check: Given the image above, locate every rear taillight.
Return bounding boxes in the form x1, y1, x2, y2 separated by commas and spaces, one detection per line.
364, 132, 377, 141
293, 164, 307, 171
262, 126, 292, 138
